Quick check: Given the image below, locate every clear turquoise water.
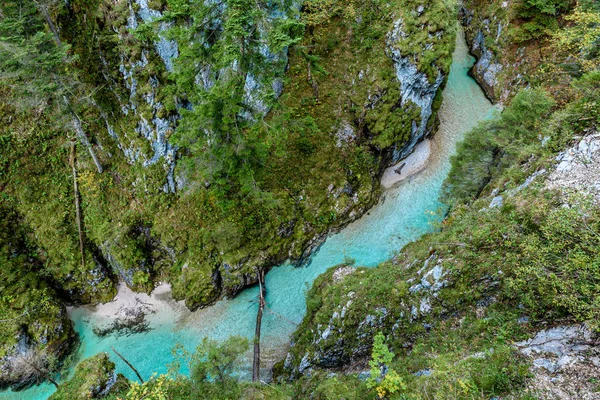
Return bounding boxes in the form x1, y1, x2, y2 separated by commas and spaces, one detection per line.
1, 28, 495, 400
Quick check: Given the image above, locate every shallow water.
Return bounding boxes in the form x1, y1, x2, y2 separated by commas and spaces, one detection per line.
1, 27, 495, 399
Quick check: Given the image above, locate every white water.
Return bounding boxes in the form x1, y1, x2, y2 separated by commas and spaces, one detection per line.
1, 27, 496, 399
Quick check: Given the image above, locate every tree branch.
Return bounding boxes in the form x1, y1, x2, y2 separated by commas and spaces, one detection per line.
112, 347, 144, 383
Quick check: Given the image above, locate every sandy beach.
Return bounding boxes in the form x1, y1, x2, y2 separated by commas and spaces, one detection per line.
381, 139, 434, 189
68, 283, 189, 328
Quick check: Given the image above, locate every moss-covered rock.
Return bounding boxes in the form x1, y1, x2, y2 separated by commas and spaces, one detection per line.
26, 0, 456, 310
1, 0, 457, 313
0, 206, 77, 390
49, 353, 128, 399
281, 254, 452, 378
461, 0, 576, 104
280, 66, 600, 396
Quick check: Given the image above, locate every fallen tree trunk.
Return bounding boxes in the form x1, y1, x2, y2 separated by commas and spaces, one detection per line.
70, 141, 85, 268
63, 96, 103, 174
252, 267, 265, 382
112, 347, 144, 384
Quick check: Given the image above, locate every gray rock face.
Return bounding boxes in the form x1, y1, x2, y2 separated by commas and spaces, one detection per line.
0, 310, 75, 390
332, 265, 355, 283
386, 18, 445, 162
103, 0, 301, 192
219, 263, 258, 298
489, 195, 503, 208
517, 325, 600, 400
547, 132, 600, 202
283, 255, 450, 377
335, 121, 357, 148
110, 1, 179, 192
470, 30, 503, 101
515, 325, 594, 373
460, 6, 506, 102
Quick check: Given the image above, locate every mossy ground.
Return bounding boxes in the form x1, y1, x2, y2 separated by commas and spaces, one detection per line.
0, 0, 456, 313
7, 0, 600, 397
49, 353, 128, 400
277, 5, 600, 394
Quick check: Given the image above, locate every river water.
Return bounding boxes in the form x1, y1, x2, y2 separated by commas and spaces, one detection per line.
2, 27, 495, 399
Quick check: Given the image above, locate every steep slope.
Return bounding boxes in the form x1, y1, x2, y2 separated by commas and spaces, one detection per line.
275, 2, 600, 398
0, 0, 455, 388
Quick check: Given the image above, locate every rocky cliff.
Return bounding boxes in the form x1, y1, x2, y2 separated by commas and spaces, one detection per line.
276, 2, 600, 396
23, 0, 455, 310
0, 0, 456, 387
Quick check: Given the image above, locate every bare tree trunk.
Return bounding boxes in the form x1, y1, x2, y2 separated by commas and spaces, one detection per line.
36, 3, 61, 46
63, 96, 103, 173
34, 3, 104, 176
70, 141, 85, 268
252, 267, 265, 382
307, 60, 319, 102
15, 352, 59, 388
36, 3, 103, 174
46, 374, 60, 388
112, 347, 144, 383
71, 109, 103, 174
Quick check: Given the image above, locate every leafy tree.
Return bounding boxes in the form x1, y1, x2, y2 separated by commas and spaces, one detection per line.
552, 3, 600, 73
0, 0, 72, 124
121, 336, 249, 399
514, 0, 573, 41
161, 0, 303, 190
366, 332, 405, 399
190, 336, 249, 387
0, 0, 102, 172
517, 0, 572, 17
443, 89, 555, 204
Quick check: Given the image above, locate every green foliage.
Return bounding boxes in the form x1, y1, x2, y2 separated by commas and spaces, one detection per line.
285, 70, 600, 397
0, 202, 74, 362
163, 336, 250, 398
50, 353, 128, 400
514, 0, 573, 41
190, 336, 249, 387
0, 0, 73, 111
98, 336, 294, 399
503, 195, 600, 324
394, 313, 531, 399
0, 0, 116, 303
292, 372, 371, 400
1, 0, 457, 313
517, 0, 572, 18
162, 0, 301, 187
367, 332, 405, 399
543, 71, 600, 151
443, 88, 555, 204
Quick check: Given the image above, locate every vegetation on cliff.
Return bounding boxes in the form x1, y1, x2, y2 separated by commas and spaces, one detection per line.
0, 0, 455, 320
2, 0, 599, 397
0, 0, 456, 389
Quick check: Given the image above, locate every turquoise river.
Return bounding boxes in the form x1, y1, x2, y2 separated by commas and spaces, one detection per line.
1, 27, 496, 399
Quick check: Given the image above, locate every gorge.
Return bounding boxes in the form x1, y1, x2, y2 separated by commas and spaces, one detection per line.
1, 26, 495, 400
1, 0, 599, 398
